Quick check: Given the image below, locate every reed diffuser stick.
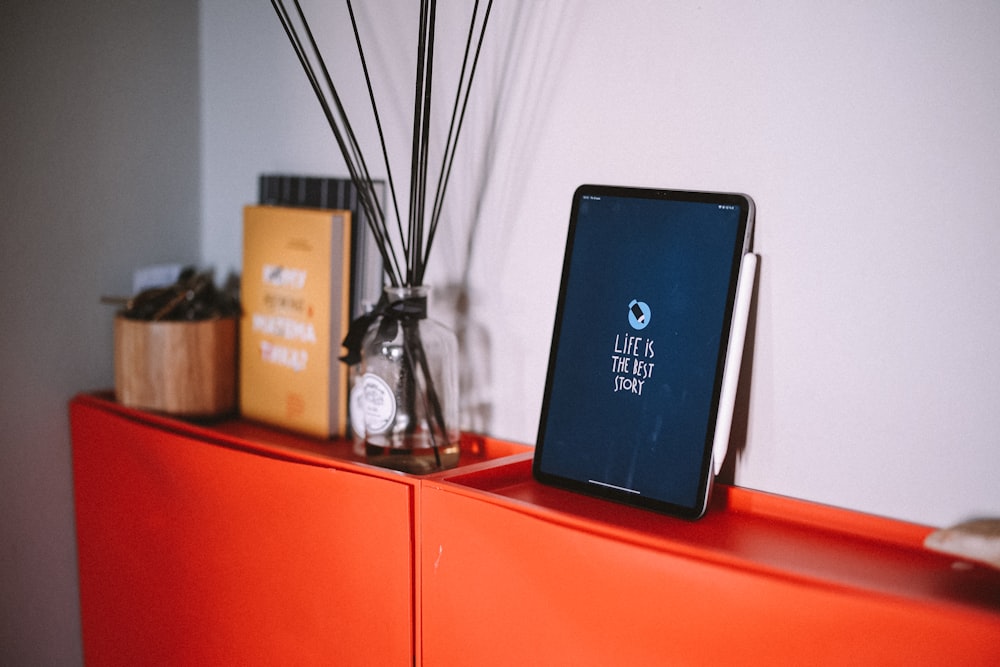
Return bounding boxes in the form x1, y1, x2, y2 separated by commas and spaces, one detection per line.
421, 0, 493, 284
271, 0, 492, 288
271, 0, 405, 286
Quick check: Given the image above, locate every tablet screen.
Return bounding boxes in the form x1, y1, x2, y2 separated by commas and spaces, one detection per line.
532, 185, 754, 519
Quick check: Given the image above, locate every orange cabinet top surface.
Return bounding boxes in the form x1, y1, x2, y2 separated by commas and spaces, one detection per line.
75, 391, 529, 480
428, 455, 1000, 618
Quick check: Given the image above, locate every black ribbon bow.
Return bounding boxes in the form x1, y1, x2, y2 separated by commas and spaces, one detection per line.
339, 291, 428, 366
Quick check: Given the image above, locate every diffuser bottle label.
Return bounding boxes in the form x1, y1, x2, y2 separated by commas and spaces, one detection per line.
362, 373, 396, 433
349, 374, 367, 438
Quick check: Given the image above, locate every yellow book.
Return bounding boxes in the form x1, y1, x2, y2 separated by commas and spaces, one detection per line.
240, 205, 352, 437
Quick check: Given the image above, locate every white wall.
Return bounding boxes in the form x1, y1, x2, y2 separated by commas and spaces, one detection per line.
202, 0, 1000, 528
0, 2, 200, 664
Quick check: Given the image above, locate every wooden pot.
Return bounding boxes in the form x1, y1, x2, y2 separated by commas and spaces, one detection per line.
114, 316, 237, 417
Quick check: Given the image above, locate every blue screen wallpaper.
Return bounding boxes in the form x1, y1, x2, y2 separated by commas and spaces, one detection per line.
536, 193, 742, 511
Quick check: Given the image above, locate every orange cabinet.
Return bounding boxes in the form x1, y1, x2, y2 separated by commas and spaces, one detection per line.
420, 457, 1000, 666
69, 393, 524, 665
72, 393, 1000, 665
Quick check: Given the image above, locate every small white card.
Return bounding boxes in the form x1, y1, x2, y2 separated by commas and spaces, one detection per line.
132, 263, 183, 294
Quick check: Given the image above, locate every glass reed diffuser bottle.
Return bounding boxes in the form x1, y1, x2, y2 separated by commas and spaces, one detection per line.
358, 286, 459, 473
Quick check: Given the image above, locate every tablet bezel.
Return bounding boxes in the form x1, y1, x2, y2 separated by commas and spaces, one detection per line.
532, 184, 755, 520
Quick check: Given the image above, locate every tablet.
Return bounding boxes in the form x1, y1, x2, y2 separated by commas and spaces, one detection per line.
532, 184, 755, 519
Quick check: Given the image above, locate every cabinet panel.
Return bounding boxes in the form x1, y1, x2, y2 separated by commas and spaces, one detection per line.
420, 460, 1000, 666
71, 397, 414, 666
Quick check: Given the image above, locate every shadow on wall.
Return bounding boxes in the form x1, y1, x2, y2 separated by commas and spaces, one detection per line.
437, 283, 493, 432
433, 2, 583, 435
